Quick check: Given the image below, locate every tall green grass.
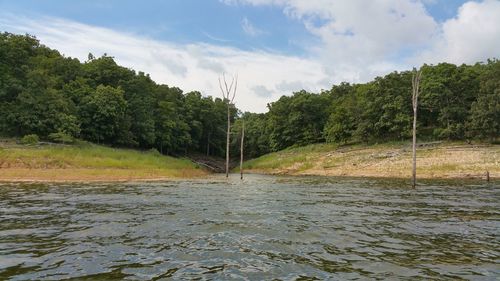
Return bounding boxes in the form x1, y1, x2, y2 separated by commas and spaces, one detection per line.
0, 142, 198, 170
242, 143, 339, 170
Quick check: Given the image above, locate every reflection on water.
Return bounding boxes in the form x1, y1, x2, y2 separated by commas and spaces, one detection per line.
0, 175, 498, 280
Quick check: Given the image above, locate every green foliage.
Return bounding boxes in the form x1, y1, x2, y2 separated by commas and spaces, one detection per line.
121, 73, 156, 147
54, 114, 81, 137
148, 148, 161, 156
267, 90, 329, 151
419, 63, 481, 139
231, 112, 270, 159
0, 32, 229, 157
0, 142, 200, 172
241, 60, 498, 156
79, 85, 131, 145
154, 85, 191, 154
324, 107, 355, 144
20, 134, 39, 145
466, 60, 500, 141
0, 32, 498, 161
323, 83, 357, 143
48, 132, 75, 144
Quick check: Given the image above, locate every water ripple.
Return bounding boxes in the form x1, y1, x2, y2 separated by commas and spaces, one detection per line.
0, 175, 498, 280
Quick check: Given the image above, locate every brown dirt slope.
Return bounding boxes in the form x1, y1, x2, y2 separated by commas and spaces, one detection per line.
243, 142, 499, 179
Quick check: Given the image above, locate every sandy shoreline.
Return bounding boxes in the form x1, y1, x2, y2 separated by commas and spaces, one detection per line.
0, 168, 208, 183
244, 169, 496, 181
0, 168, 496, 183
242, 143, 499, 181
1, 143, 498, 183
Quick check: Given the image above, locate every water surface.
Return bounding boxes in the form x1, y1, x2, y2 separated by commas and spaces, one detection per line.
0, 175, 498, 280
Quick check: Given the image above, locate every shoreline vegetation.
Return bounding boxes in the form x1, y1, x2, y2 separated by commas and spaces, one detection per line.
241, 142, 499, 180
0, 33, 498, 183
0, 140, 207, 182
1, 139, 498, 182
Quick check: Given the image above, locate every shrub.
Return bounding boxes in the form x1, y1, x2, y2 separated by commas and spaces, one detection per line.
148, 148, 161, 156
48, 132, 75, 144
20, 134, 39, 145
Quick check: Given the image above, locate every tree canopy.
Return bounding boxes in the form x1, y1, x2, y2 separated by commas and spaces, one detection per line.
1, 32, 498, 159
0, 32, 229, 157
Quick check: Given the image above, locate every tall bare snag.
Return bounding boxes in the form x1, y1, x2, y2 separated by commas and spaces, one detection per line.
218, 73, 238, 178
240, 121, 245, 180
411, 68, 422, 188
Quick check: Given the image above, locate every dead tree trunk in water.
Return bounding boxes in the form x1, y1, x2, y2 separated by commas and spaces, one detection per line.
411, 68, 422, 188
226, 105, 231, 177
240, 121, 245, 180
218, 74, 238, 178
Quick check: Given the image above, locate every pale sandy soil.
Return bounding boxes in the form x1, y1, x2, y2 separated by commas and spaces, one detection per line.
1, 143, 498, 182
0, 168, 209, 183
245, 144, 499, 180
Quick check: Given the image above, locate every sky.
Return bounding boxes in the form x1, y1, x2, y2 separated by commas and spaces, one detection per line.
1, 0, 499, 112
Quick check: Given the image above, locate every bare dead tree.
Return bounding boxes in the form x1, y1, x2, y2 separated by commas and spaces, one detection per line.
240, 121, 245, 180
411, 68, 422, 188
218, 73, 238, 178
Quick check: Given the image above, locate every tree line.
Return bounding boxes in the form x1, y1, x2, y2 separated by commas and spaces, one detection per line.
0, 32, 236, 157
236, 58, 499, 158
1, 33, 498, 159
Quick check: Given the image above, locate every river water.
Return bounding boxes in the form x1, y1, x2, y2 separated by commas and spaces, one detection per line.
0, 175, 498, 280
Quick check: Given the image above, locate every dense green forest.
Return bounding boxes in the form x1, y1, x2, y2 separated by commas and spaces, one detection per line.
0, 33, 235, 157
235, 57, 499, 158
1, 33, 498, 159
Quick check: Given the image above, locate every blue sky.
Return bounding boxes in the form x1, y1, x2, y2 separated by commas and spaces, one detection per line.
0, 0, 322, 55
1, 0, 499, 112
0, 0, 467, 54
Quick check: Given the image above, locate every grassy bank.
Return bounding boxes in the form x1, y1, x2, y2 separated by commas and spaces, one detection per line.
0, 140, 207, 182
242, 142, 499, 179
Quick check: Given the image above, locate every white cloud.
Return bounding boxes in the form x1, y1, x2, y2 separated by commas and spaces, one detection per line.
222, 0, 500, 78
202, 31, 233, 43
415, 0, 500, 65
0, 15, 329, 113
241, 17, 266, 37
251, 85, 273, 97
1, 0, 499, 113
222, 0, 439, 81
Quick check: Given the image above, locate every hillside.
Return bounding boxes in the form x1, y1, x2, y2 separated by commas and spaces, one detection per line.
1, 33, 499, 165
0, 140, 207, 182
242, 142, 499, 180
